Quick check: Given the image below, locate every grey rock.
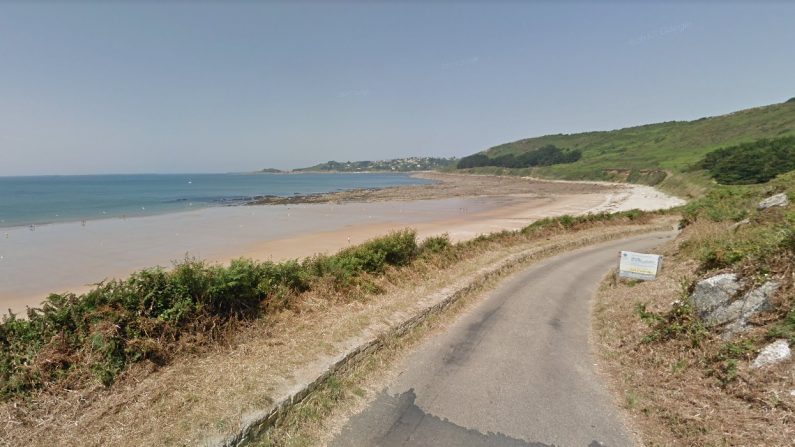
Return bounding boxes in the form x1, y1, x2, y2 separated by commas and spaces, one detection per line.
690, 274, 779, 338
757, 193, 790, 210
691, 273, 742, 319
730, 218, 751, 231
708, 281, 778, 327
717, 281, 779, 338
751, 339, 791, 369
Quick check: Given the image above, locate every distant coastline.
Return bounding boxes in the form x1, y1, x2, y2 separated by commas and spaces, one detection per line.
0, 172, 430, 229
291, 156, 457, 173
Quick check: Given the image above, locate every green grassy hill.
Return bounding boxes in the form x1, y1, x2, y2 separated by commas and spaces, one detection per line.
470, 99, 795, 194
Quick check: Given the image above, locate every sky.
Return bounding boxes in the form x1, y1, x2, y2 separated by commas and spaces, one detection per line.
0, 1, 793, 176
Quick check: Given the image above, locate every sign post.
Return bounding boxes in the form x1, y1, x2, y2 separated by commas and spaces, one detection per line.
618, 251, 662, 281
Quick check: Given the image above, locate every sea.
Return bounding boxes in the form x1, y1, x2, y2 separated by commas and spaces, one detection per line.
0, 172, 431, 228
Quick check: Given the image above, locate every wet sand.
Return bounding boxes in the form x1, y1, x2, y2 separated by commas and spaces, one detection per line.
0, 174, 683, 314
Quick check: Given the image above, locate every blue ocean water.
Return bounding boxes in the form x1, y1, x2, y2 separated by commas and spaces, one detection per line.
0, 173, 431, 228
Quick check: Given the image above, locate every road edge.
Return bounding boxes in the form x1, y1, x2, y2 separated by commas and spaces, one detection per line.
212, 224, 676, 447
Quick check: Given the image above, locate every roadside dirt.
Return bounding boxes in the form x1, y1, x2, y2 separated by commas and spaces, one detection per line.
593, 231, 795, 446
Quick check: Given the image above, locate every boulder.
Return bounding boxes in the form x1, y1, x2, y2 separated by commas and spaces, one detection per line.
691, 273, 742, 319
690, 274, 779, 338
751, 339, 791, 369
757, 193, 790, 210
718, 281, 778, 338
708, 281, 778, 327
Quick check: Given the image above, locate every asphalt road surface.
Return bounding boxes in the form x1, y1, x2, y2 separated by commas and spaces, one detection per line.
330, 231, 676, 447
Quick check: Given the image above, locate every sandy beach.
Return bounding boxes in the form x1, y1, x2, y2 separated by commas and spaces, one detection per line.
0, 173, 684, 314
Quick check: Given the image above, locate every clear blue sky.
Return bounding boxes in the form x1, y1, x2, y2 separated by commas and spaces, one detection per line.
1, 2, 793, 175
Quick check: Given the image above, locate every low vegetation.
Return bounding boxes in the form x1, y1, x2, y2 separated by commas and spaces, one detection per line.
678, 172, 795, 272
455, 99, 795, 189
595, 170, 795, 446
650, 171, 794, 347
456, 145, 581, 169
699, 135, 795, 184
0, 230, 417, 399
0, 211, 655, 402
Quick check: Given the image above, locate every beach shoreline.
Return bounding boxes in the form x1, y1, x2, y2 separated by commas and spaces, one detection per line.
0, 172, 430, 230
0, 173, 684, 314
246, 171, 621, 205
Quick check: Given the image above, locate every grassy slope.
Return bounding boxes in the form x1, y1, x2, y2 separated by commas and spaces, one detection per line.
593, 172, 795, 446
481, 100, 795, 183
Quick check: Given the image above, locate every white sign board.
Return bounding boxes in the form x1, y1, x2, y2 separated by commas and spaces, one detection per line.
618, 251, 662, 281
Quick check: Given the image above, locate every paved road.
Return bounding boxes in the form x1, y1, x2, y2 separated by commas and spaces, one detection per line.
330, 232, 676, 447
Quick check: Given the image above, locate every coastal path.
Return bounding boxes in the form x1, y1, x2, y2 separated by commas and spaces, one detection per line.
330, 232, 676, 447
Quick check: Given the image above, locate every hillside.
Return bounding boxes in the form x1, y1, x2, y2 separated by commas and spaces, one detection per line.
469, 100, 795, 188
297, 157, 456, 172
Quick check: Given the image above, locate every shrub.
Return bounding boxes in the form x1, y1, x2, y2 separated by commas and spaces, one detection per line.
558, 214, 576, 229
636, 301, 707, 347
0, 231, 421, 399
419, 234, 452, 254
521, 210, 650, 236
457, 145, 581, 169
768, 307, 795, 344
307, 230, 418, 285
699, 136, 795, 184
680, 186, 755, 224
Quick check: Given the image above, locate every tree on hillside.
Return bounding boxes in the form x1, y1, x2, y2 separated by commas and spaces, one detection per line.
457, 153, 491, 169
700, 136, 795, 184
457, 145, 581, 169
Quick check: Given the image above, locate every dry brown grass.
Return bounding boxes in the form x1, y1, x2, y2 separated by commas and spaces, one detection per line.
0, 218, 673, 447
251, 256, 515, 447
593, 232, 795, 446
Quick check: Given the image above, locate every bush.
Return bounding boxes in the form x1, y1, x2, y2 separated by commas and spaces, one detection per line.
307, 230, 418, 285
457, 145, 581, 169
456, 153, 490, 169
680, 186, 756, 224
520, 210, 650, 236
636, 301, 707, 347
419, 234, 452, 254
700, 136, 795, 184
0, 231, 421, 399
